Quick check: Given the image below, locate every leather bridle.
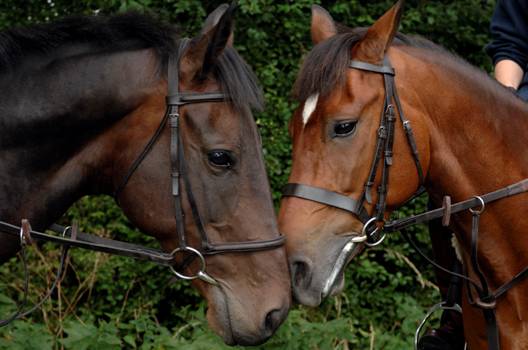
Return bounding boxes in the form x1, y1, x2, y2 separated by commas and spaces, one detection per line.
113, 38, 285, 283
283, 58, 425, 246
0, 38, 284, 325
282, 56, 528, 350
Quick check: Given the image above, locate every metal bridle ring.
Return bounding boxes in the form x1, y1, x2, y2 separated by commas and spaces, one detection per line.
169, 247, 218, 285
366, 232, 386, 247
469, 195, 485, 215
362, 218, 386, 247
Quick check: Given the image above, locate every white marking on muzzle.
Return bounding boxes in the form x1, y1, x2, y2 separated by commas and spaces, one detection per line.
302, 93, 319, 125
322, 239, 358, 298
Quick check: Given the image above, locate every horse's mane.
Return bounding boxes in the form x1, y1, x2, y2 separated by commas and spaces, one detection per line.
293, 27, 517, 105
0, 12, 176, 70
0, 12, 262, 112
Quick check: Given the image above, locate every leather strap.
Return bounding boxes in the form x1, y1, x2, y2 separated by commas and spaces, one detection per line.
166, 93, 227, 106
349, 60, 395, 75
0, 222, 176, 265
202, 236, 286, 255
282, 183, 370, 223
384, 179, 528, 232
470, 212, 500, 350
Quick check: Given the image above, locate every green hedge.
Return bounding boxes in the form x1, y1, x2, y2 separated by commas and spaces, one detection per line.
0, 1, 495, 349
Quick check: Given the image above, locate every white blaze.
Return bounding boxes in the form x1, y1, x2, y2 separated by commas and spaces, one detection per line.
302, 93, 319, 125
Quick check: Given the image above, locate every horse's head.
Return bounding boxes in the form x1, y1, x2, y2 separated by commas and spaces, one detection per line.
279, 1, 429, 306
108, 5, 290, 345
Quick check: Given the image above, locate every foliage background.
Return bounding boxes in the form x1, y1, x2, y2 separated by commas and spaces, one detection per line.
0, 0, 495, 349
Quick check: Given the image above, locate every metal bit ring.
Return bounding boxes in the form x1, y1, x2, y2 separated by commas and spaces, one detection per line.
362, 218, 386, 247
169, 246, 218, 285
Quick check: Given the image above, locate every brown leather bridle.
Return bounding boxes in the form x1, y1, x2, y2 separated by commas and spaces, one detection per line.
113, 38, 285, 283
282, 56, 528, 350
283, 58, 425, 246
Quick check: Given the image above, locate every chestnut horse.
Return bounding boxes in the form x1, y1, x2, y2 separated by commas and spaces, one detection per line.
279, 2, 528, 349
0, 5, 290, 346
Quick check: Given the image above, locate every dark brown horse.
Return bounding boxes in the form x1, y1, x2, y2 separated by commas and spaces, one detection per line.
0, 5, 290, 346
279, 2, 528, 349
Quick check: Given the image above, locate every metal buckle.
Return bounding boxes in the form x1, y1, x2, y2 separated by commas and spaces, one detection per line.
363, 218, 386, 247
19, 219, 33, 246
169, 246, 218, 285
414, 302, 464, 350
19, 225, 26, 247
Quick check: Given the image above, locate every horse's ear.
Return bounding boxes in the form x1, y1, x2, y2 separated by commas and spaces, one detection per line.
180, 3, 236, 82
311, 5, 337, 44
201, 3, 234, 46
353, 0, 404, 64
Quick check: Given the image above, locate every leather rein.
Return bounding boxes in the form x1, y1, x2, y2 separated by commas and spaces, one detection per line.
282, 57, 528, 350
0, 38, 284, 326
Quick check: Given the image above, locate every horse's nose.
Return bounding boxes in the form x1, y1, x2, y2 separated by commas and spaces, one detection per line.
232, 297, 290, 346
289, 256, 323, 307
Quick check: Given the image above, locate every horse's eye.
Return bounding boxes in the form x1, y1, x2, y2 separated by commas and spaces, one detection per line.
208, 150, 234, 168
334, 121, 357, 137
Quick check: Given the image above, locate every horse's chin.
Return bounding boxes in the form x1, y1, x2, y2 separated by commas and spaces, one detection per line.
321, 236, 364, 299
206, 286, 235, 345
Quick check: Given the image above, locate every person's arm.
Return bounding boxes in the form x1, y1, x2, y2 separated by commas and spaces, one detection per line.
486, 0, 528, 88
495, 59, 524, 89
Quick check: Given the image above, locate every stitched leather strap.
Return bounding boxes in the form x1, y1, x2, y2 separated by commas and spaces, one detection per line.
282, 183, 370, 223
384, 179, 528, 232
166, 93, 227, 106
349, 60, 395, 75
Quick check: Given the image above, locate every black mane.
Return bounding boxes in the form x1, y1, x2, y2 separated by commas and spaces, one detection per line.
0, 12, 262, 112
293, 27, 458, 101
0, 12, 176, 70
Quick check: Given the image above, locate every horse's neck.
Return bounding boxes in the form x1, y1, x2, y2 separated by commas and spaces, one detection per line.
0, 48, 160, 229
401, 49, 528, 202
402, 49, 528, 292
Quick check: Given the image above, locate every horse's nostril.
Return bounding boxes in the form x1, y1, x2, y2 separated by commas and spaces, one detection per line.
291, 259, 312, 288
264, 308, 284, 335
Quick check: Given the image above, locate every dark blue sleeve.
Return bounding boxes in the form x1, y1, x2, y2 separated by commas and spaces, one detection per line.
485, 0, 528, 71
